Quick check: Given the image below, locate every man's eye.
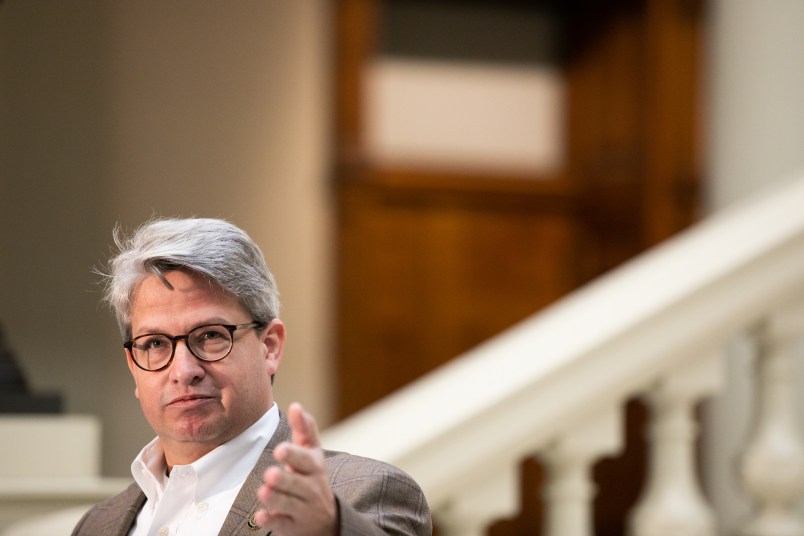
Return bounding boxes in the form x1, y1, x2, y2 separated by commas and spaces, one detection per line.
136, 337, 167, 351
198, 330, 225, 341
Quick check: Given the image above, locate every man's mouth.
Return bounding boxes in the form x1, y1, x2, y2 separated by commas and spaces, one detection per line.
167, 394, 214, 407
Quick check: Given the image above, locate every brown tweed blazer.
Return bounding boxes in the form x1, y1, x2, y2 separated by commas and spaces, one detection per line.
72, 414, 431, 535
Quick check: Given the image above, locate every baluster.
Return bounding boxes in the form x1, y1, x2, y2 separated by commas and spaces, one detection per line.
436, 461, 519, 536
629, 352, 722, 536
541, 405, 622, 536
739, 301, 804, 536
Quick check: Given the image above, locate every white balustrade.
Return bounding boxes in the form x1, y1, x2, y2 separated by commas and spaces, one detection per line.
629, 353, 722, 536
435, 461, 519, 536
319, 176, 804, 536
541, 405, 622, 536
739, 301, 804, 536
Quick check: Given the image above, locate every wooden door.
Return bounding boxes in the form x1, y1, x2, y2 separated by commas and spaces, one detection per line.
333, 1, 705, 533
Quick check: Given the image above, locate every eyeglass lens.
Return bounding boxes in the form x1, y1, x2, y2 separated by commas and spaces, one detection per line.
132, 325, 234, 370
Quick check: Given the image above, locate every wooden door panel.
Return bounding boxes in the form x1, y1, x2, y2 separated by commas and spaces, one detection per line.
337, 179, 578, 417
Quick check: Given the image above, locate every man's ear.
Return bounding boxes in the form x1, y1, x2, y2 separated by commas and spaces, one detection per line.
125, 349, 141, 399
261, 319, 285, 376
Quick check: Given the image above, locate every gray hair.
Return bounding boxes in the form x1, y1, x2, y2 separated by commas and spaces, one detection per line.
99, 217, 280, 338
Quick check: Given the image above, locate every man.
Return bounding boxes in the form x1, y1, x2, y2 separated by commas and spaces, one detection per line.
72, 217, 431, 536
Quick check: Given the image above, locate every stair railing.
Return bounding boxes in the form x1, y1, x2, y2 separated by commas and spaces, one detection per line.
322, 173, 804, 535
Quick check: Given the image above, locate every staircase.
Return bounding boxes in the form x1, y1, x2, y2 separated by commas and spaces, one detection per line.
321, 173, 804, 535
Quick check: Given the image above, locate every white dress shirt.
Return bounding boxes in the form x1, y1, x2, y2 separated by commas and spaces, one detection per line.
128, 404, 279, 536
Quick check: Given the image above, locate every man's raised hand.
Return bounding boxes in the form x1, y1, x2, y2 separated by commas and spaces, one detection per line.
255, 402, 337, 536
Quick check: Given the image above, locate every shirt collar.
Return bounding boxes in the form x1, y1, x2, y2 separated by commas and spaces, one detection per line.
191, 404, 279, 499
131, 403, 279, 503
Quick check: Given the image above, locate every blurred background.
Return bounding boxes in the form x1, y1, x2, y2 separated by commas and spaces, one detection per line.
2, 0, 804, 533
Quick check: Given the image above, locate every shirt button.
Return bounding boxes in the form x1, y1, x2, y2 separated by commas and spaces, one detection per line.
198, 502, 208, 512
158, 527, 169, 536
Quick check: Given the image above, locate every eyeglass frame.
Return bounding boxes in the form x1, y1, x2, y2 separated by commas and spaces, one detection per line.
123, 321, 267, 372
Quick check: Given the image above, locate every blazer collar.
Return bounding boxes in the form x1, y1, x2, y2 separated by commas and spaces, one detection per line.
104, 483, 147, 536
216, 412, 292, 536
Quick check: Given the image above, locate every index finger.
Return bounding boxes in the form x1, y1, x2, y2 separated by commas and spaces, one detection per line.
288, 401, 321, 449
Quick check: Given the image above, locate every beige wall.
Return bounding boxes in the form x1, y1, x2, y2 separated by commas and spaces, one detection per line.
703, 0, 804, 533
0, 0, 333, 476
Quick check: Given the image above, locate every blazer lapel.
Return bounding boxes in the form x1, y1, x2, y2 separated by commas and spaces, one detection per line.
115, 490, 147, 536
217, 414, 292, 536
82, 483, 146, 536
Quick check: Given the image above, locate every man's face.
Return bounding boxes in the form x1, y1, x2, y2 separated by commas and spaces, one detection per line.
126, 269, 284, 465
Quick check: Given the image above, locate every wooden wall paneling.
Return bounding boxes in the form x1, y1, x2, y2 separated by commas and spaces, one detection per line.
642, 0, 705, 244
565, 1, 648, 284
334, 0, 377, 163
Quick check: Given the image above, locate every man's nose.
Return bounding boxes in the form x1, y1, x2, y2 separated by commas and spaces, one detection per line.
169, 340, 206, 384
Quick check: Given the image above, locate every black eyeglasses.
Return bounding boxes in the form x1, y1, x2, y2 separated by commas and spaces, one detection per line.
124, 321, 266, 371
